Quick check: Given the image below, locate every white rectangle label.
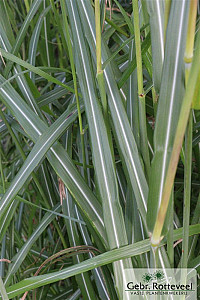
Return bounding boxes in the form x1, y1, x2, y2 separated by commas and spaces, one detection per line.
123, 268, 197, 299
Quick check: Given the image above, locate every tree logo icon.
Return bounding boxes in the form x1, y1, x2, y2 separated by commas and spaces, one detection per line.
154, 270, 164, 281
142, 270, 165, 283
142, 273, 153, 283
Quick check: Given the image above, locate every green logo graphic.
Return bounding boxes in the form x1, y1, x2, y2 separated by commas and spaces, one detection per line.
142, 273, 153, 283
154, 270, 164, 281
142, 270, 165, 283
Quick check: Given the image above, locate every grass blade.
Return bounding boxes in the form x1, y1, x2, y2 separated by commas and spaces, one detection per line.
147, 0, 190, 235
0, 104, 80, 218
0, 77, 106, 245
78, 0, 149, 227
151, 31, 200, 246
0, 48, 75, 94
28, 5, 51, 82
4, 0, 43, 77
5, 204, 62, 286
0, 277, 8, 300
3, 224, 200, 299
146, 0, 165, 92
66, 1, 133, 296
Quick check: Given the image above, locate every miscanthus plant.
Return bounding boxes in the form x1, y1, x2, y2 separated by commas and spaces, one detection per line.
0, 0, 199, 299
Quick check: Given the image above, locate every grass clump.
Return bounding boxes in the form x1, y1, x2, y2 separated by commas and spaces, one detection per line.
0, 0, 199, 299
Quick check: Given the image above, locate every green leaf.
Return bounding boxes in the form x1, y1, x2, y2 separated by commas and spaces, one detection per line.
0, 22, 44, 117
0, 201, 19, 243
4, 224, 200, 299
112, 0, 134, 35
0, 48, 75, 94
150, 31, 200, 246
66, 1, 133, 296
191, 68, 200, 110
0, 277, 8, 300
147, 0, 190, 234
4, 0, 43, 77
0, 104, 81, 219
5, 204, 62, 286
78, 0, 148, 228
146, 0, 165, 92
102, 34, 134, 69
36, 86, 73, 107
28, 5, 52, 83
0, 76, 106, 246
118, 33, 151, 88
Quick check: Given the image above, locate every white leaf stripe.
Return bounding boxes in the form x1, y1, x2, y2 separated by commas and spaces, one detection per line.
29, 6, 51, 81
155, 1, 187, 208
79, 0, 148, 215
0, 107, 77, 214
7, 0, 43, 58
67, 1, 133, 288
69, 0, 123, 248
49, 148, 104, 228
0, 80, 105, 240
6, 225, 199, 298
0, 23, 40, 114
155, 0, 164, 63
0, 202, 18, 242
37, 87, 69, 106
146, 0, 164, 91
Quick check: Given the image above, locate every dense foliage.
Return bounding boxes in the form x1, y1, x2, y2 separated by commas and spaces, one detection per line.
0, 0, 199, 299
